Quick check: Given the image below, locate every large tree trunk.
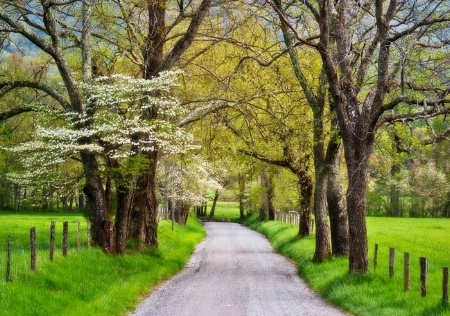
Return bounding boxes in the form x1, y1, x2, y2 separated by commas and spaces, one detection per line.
343, 137, 373, 273
298, 173, 313, 237
175, 201, 189, 225
312, 169, 332, 262
127, 0, 165, 250
130, 150, 159, 249
327, 145, 349, 257
81, 152, 113, 252
114, 182, 134, 254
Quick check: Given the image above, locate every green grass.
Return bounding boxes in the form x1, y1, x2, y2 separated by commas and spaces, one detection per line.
242, 214, 450, 316
209, 201, 241, 221
0, 211, 205, 316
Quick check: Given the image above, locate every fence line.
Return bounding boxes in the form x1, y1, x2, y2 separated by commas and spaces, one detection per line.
272, 212, 448, 304
373, 244, 449, 303
2, 219, 91, 283
275, 211, 300, 226
3, 206, 172, 282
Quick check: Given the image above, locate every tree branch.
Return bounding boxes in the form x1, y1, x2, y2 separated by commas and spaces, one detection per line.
177, 101, 231, 127
422, 127, 450, 145
238, 149, 291, 169
158, 0, 212, 72
0, 106, 34, 122
0, 81, 71, 110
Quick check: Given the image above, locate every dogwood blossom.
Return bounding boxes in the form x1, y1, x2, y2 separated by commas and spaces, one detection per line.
6, 70, 198, 191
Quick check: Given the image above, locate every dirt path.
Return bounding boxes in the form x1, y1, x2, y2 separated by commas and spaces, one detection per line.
130, 222, 350, 316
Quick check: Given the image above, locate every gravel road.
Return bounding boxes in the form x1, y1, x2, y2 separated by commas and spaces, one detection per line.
130, 222, 350, 316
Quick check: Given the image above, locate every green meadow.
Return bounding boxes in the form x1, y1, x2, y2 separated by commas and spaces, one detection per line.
0, 211, 205, 316
1, 205, 449, 316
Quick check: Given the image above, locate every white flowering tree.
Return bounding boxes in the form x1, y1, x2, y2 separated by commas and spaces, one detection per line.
4, 70, 196, 253
157, 155, 222, 225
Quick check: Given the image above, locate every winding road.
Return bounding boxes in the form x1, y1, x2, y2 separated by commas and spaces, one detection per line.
130, 222, 350, 316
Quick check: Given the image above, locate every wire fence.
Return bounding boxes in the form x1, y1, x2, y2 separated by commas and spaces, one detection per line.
372, 243, 449, 303
0, 219, 91, 284
1, 207, 177, 284
273, 212, 449, 304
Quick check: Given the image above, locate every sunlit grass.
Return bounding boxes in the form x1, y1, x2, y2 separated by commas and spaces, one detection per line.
242, 214, 450, 316
0, 211, 205, 316
208, 201, 240, 221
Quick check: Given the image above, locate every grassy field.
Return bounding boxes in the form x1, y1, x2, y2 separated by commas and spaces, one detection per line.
0, 211, 205, 316
242, 213, 450, 316
1, 205, 448, 316
209, 201, 242, 221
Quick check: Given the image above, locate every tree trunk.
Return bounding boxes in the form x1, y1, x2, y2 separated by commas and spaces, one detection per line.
81, 153, 113, 253
260, 168, 276, 221
177, 201, 189, 225
312, 169, 332, 262
13, 183, 20, 211
209, 189, 219, 217
327, 146, 349, 257
298, 173, 313, 237
343, 139, 372, 273
259, 170, 269, 221
130, 150, 159, 249
114, 185, 134, 254
389, 133, 403, 216
238, 173, 246, 218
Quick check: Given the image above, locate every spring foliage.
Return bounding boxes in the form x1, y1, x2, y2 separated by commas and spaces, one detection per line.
5, 71, 198, 188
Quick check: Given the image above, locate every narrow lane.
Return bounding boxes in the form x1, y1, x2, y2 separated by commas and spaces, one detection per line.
131, 222, 350, 316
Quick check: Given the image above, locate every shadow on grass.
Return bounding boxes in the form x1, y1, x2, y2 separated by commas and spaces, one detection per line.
419, 302, 450, 316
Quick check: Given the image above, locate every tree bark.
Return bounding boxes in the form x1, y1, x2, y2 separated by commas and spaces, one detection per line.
81, 152, 113, 252
298, 172, 313, 237
209, 189, 219, 217
114, 183, 134, 254
312, 169, 332, 262
327, 146, 349, 257
389, 134, 402, 216
259, 170, 269, 221
238, 173, 246, 219
343, 137, 373, 273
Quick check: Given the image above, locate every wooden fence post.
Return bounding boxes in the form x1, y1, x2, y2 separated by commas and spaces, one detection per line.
87, 221, 91, 250
77, 219, 80, 252
30, 227, 36, 272
443, 266, 449, 303
404, 253, 410, 291
374, 244, 379, 272
6, 236, 12, 282
62, 221, 68, 257
49, 221, 55, 261
389, 247, 395, 278
420, 257, 428, 297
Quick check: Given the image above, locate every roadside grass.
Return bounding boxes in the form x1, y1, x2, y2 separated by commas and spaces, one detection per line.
208, 201, 241, 221
0, 211, 205, 316
242, 214, 450, 316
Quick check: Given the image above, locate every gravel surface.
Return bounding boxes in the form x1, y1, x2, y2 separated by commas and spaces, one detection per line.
130, 222, 350, 316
